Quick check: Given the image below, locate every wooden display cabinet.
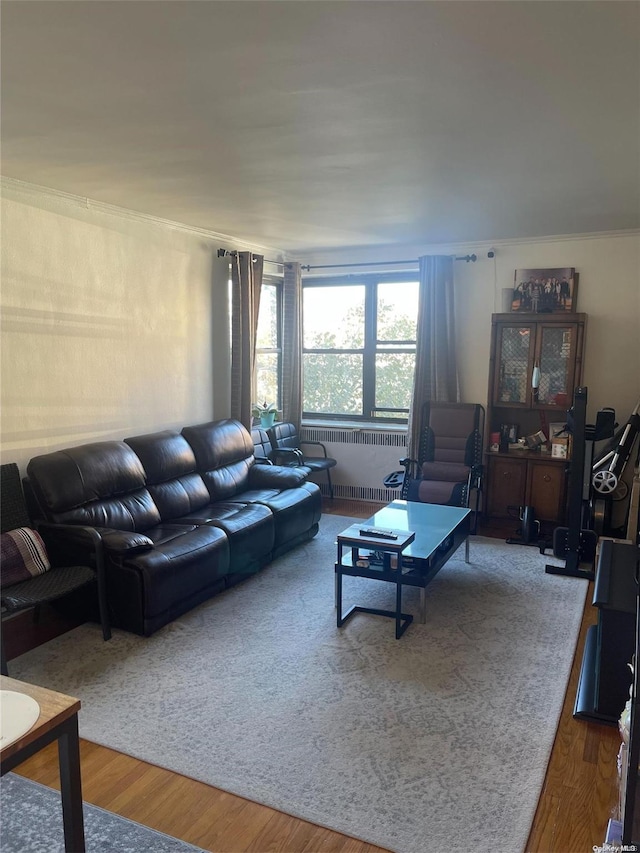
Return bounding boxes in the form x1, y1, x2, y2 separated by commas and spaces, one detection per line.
484, 312, 586, 527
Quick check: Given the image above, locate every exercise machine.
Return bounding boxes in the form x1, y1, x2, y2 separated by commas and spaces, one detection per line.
591, 399, 640, 534
506, 505, 546, 551
545, 387, 615, 580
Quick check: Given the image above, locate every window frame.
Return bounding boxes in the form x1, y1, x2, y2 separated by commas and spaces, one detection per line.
254, 274, 284, 412
302, 271, 419, 424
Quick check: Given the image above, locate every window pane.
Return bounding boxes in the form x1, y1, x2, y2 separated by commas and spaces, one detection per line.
373, 410, 403, 420
257, 284, 278, 348
304, 286, 365, 349
375, 352, 415, 410
255, 353, 279, 408
303, 353, 362, 415
377, 282, 418, 342
497, 327, 531, 404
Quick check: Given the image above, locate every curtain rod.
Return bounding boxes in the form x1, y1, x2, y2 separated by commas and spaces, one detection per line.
216, 248, 478, 270
217, 248, 284, 267
300, 254, 477, 272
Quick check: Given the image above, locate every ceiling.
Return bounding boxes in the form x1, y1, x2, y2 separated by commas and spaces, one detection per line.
2, 1, 639, 254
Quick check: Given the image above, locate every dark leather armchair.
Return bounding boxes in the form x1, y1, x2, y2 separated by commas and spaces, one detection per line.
397, 402, 484, 532
268, 422, 337, 499
1, 462, 110, 675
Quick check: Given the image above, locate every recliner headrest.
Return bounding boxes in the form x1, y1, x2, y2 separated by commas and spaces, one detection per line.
125, 430, 197, 483
27, 441, 146, 513
182, 419, 253, 471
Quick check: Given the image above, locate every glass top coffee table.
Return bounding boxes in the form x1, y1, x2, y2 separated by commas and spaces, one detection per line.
335, 500, 471, 638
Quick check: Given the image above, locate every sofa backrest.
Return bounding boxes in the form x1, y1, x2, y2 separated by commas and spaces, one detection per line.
27, 441, 162, 531
181, 419, 254, 501
26, 420, 263, 530
124, 430, 211, 520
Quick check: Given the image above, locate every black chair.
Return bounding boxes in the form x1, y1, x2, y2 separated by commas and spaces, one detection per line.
251, 427, 276, 464
396, 402, 484, 532
268, 422, 336, 499
251, 427, 310, 473
1, 462, 110, 675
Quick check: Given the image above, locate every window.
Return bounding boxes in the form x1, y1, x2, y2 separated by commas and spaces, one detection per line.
254, 278, 283, 409
302, 273, 419, 422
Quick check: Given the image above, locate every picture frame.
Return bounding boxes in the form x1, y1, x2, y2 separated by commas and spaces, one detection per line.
512, 268, 577, 313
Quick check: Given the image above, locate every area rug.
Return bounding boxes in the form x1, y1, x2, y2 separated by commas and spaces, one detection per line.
0, 773, 206, 852
10, 515, 588, 853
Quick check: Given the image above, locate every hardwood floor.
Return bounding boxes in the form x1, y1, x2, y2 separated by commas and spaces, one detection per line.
6, 499, 622, 852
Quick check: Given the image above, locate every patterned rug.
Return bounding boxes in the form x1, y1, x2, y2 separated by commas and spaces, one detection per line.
10, 515, 588, 853
0, 773, 206, 852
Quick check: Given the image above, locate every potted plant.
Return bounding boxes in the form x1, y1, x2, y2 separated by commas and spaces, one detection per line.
252, 401, 279, 429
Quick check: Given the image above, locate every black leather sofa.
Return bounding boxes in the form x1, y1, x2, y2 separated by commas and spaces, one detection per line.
26, 419, 321, 636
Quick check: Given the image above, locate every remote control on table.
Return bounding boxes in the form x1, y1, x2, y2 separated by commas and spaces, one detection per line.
359, 527, 398, 540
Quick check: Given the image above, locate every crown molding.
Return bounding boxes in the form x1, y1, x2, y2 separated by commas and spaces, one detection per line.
0, 176, 288, 261
3, 176, 636, 264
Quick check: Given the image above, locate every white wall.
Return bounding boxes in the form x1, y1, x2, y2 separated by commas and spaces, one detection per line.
299, 232, 640, 427
457, 234, 640, 425
2, 178, 638, 481
0, 181, 238, 469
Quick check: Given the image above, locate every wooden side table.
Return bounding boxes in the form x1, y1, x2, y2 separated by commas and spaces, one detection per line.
0, 675, 85, 852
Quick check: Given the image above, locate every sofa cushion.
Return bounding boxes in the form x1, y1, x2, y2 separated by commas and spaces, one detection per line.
27, 441, 162, 532
28, 441, 147, 513
243, 482, 322, 549
117, 524, 230, 630
176, 502, 275, 576
125, 430, 197, 481
61, 489, 162, 531
182, 420, 254, 501
124, 430, 211, 520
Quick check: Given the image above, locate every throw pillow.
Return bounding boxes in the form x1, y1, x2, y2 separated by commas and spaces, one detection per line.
0, 527, 51, 587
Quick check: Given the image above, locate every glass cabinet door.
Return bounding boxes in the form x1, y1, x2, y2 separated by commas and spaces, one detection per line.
495, 324, 533, 405
535, 323, 576, 408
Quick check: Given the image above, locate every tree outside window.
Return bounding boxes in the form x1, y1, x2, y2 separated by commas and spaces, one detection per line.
254, 280, 282, 410
302, 274, 419, 422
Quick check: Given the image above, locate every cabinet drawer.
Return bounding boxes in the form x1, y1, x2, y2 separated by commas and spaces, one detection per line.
486, 456, 527, 518
526, 460, 567, 522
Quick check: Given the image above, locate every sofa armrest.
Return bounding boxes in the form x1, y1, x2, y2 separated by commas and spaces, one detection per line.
37, 522, 152, 559
248, 463, 307, 489
97, 529, 154, 555
36, 521, 104, 567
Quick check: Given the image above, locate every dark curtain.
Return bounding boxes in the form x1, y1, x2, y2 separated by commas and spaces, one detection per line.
407, 255, 459, 460
230, 252, 264, 429
281, 262, 303, 430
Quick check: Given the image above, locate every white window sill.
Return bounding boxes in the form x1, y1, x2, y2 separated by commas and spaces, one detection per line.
302, 419, 407, 433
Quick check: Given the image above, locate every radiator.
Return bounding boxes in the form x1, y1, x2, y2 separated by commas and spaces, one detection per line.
300, 426, 407, 501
